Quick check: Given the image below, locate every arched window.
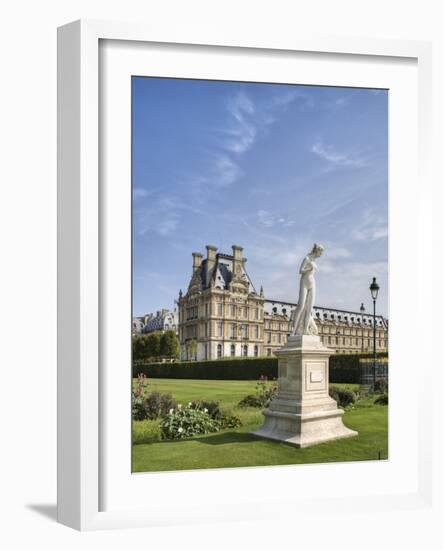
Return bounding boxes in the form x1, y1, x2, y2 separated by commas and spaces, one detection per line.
217, 344, 222, 358
254, 345, 258, 357
230, 344, 235, 357
243, 344, 248, 357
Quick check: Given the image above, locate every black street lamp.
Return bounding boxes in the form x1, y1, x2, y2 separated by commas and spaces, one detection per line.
369, 277, 380, 389
360, 303, 365, 353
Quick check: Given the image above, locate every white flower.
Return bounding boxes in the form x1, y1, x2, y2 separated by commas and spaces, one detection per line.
169, 408, 174, 415
188, 402, 192, 407
178, 427, 183, 433
177, 404, 182, 409
204, 408, 208, 413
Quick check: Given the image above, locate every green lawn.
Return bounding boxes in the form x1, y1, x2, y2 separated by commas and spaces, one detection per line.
132, 378, 387, 472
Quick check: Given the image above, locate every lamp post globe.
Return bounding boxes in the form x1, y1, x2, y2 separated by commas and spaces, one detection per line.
370, 277, 380, 301
369, 278, 379, 389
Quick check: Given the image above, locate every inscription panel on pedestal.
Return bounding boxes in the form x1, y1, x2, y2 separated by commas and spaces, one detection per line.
304, 361, 327, 393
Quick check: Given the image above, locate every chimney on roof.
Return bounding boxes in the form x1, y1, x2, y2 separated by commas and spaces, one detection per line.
232, 245, 244, 277
192, 251, 203, 273
205, 245, 217, 283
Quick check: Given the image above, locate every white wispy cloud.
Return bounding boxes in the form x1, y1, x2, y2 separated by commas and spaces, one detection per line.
223, 91, 257, 154
351, 209, 388, 242
211, 155, 242, 187
353, 225, 388, 241
257, 209, 295, 229
271, 89, 304, 108
135, 196, 202, 237
310, 141, 367, 168
221, 88, 308, 155
186, 155, 242, 198
316, 259, 388, 313
156, 217, 179, 236
326, 247, 352, 260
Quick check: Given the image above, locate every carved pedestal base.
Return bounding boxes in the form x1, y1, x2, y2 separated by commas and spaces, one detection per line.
254, 335, 358, 448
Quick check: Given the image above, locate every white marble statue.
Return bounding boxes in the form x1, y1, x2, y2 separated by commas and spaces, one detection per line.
290, 243, 325, 336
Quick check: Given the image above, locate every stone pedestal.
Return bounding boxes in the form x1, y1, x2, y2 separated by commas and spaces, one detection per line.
254, 334, 358, 447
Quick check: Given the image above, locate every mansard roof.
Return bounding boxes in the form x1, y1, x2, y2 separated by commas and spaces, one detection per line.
189, 251, 257, 294
264, 299, 388, 329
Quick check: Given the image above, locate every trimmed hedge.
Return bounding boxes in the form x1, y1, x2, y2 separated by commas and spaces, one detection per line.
330, 352, 388, 384
133, 357, 278, 381
134, 353, 388, 383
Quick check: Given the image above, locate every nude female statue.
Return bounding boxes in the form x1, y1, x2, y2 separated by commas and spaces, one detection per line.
290, 243, 325, 336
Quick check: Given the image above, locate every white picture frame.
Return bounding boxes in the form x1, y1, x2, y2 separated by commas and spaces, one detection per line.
57, 19, 435, 532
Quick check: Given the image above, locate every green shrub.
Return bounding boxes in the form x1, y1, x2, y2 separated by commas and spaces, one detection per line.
132, 373, 150, 420
374, 377, 388, 393
374, 393, 388, 405
190, 400, 222, 419
140, 392, 177, 420
256, 375, 277, 407
132, 372, 177, 420
219, 412, 242, 429
190, 400, 242, 430
132, 419, 161, 444
238, 394, 263, 408
329, 385, 357, 408
160, 403, 221, 440
238, 375, 278, 408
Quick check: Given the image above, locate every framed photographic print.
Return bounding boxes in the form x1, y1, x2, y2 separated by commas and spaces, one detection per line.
130, 75, 388, 471
58, 20, 434, 531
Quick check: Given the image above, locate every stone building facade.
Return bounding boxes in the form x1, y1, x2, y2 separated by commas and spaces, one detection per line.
178, 245, 265, 360
178, 245, 389, 360
132, 308, 178, 335
265, 300, 388, 355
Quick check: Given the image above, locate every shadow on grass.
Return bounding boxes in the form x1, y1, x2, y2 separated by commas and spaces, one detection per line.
194, 431, 260, 445
147, 431, 263, 446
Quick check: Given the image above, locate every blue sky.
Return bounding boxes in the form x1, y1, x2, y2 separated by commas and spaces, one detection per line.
132, 77, 388, 317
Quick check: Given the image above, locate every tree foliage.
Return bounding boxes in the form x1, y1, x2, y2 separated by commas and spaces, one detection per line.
133, 330, 180, 361
160, 330, 180, 359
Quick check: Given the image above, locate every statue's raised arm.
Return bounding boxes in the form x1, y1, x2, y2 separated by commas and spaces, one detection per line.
290, 243, 324, 336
